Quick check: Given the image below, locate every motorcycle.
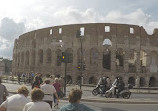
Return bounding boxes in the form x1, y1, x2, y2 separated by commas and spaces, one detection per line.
92, 77, 109, 96
105, 79, 133, 99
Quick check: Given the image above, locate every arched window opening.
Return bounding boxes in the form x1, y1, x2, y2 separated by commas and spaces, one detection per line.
103, 38, 112, 46
128, 77, 135, 86
25, 51, 29, 66
140, 77, 145, 87
77, 48, 86, 65
149, 77, 156, 87
32, 51, 36, 66
66, 48, 73, 63
56, 49, 62, 66
90, 48, 98, 65
103, 49, 111, 69
38, 49, 43, 64
46, 49, 52, 64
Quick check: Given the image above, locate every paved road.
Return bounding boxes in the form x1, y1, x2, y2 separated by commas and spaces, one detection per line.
53, 100, 158, 111
3, 82, 158, 100
4, 82, 158, 111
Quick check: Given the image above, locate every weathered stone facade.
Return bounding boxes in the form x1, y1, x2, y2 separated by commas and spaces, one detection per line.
12, 23, 158, 87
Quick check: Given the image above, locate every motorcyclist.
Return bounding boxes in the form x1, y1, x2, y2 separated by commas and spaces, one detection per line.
99, 77, 107, 95
114, 77, 125, 98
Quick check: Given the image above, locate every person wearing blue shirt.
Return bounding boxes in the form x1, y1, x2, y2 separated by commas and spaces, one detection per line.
60, 88, 95, 111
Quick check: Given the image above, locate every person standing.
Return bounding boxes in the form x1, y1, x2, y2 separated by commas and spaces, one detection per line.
53, 78, 64, 107
60, 88, 95, 111
32, 76, 41, 89
23, 88, 52, 111
41, 79, 59, 108
0, 86, 29, 111
0, 77, 8, 105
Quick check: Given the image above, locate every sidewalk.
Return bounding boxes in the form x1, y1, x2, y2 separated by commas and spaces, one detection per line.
3, 82, 158, 104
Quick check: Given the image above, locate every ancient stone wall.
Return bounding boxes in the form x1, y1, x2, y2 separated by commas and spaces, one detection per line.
12, 23, 158, 87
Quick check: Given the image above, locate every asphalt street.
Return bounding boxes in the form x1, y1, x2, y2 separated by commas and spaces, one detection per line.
3, 82, 158, 111
52, 100, 158, 111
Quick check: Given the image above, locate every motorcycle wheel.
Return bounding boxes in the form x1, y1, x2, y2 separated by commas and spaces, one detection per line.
122, 92, 131, 99
92, 89, 98, 96
105, 92, 112, 98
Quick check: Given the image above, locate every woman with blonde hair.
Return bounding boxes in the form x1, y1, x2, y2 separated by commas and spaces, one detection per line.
23, 88, 52, 111
0, 86, 29, 111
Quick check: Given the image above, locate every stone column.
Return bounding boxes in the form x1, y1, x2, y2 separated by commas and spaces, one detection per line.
111, 49, 116, 72
124, 50, 129, 73
136, 51, 141, 73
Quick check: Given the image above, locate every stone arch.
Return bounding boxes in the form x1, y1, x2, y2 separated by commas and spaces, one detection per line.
90, 48, 98, 65
56, 49, 62, 66
128, 77, 135, 86
89, 76, 97, 84
128, 49, 137, 73
103, 38, 112, 47
139, 77, 146, 87
103, 49, 111, 69
149, 76, 157, 87
77, 48, 86, 65
149, 51, 158, 73
116, 48, 124, 67
25, 51, 29, 66
46, 48, 52, 64
32, 50, 36, 66
38, 49, 43, 64
66, 48, 73, 63
66, 75, 72, 84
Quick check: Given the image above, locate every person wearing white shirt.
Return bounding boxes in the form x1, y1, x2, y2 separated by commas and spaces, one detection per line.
40, 79, 59, 108
23, 88, 52, 111
0, 86, 29, 111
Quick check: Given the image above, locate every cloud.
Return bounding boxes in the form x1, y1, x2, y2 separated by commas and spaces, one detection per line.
0, 17, 26, 40
49, 8, 158, 34
0, 17, 26, 59
1, 8, 158, 59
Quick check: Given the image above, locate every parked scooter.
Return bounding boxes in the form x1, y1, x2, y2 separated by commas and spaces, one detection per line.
105, 79, 133, 99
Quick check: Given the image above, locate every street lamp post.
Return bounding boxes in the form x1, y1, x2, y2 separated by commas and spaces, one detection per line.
80, 37, 83, 89
76, 30, 84, 89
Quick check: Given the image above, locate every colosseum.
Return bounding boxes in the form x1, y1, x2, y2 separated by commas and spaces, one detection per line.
12, 23, 158, 87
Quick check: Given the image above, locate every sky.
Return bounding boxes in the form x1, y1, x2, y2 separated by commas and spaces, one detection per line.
0, 0, 158, 59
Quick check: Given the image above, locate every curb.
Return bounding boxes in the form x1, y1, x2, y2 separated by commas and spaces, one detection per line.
9, 91, 158, 104
61, 97, 158, 104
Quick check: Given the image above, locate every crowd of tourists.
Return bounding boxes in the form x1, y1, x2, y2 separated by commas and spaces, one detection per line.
0, 73, 95, 111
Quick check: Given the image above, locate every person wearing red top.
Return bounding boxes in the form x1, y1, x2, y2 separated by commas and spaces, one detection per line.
53, 78, 62, 108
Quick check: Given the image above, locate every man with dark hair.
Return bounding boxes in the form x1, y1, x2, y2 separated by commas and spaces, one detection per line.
60, 88, 95, 111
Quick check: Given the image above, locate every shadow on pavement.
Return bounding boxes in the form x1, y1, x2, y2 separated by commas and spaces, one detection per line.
102, 108, 125, 111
